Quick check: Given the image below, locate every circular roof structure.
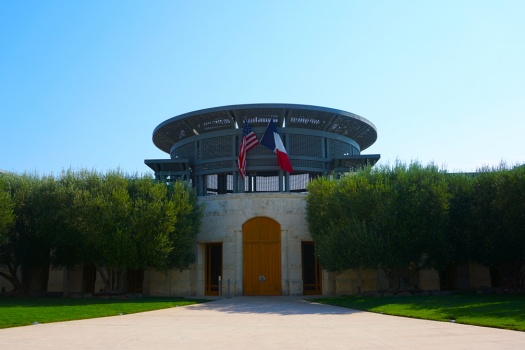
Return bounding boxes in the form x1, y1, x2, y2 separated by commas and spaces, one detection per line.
152, 103, 378, 154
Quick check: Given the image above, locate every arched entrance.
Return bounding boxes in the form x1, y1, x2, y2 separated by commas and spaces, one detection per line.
243, 217, 282, 296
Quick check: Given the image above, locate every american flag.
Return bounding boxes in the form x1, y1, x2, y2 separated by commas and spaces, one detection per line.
237, 120, 259, 179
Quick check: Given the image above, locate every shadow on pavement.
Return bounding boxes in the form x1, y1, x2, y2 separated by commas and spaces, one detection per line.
187, 296, 363, 316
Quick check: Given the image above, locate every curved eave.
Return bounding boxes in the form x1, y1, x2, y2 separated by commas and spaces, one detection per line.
152, 103, 377, 154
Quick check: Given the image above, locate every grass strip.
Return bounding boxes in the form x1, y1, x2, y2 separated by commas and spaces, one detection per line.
311, 293, 525, 332
0, 297, 210, 329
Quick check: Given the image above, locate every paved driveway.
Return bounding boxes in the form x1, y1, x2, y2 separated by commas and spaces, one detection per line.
1, 296, 525, 349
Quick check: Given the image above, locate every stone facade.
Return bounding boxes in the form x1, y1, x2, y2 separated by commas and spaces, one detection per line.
190, 192, 313, 296
418, 269, 441, 291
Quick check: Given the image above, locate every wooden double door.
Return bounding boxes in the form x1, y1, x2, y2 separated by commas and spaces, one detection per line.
243, 217, 282, 296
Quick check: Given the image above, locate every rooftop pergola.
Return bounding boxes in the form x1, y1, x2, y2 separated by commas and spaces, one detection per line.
145, 103, 380, 195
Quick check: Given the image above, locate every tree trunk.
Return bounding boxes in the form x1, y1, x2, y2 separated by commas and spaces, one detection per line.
62, 268, 69, 297
94, 263, 111, 292
382, 265, 419, 291
0, 262, 24, 292
117, 267, 126, 292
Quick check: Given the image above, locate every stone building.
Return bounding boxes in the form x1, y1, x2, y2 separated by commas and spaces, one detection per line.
143, 103, 382, 296
0, 104, 492, 296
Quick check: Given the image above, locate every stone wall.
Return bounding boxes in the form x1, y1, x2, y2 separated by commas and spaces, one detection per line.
418, 269, 440, 290
143, 268, 197, 296
196, 192, 313, 296
468, 262, 492, 289
47, 267, 65, 292
334, 268, 381, 295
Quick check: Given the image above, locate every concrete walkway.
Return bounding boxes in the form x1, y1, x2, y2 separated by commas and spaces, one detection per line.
1, 296, 525, 349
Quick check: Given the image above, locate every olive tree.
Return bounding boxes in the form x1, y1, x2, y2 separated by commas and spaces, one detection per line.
0, 175, 15, 245
69, 170, 202, 293
472, 165, 525, 288
0, 175, 16, 289
0, 173, 66, 293
306, 162, 450, 290
376, 163, 450, 289
444, 173, 478, 264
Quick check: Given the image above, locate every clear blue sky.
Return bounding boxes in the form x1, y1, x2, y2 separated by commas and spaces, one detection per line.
1, 1, 524, 175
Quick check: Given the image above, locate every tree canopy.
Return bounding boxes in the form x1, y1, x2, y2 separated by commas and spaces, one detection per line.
0, 170, 202, 294
471, 165, 525, 287
306, 162, 525, 290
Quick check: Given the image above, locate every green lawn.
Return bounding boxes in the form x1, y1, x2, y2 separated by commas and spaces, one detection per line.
311, 293, 525, 331
0, 297, 210, 329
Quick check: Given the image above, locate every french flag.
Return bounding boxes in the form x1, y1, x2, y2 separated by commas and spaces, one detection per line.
260, 119, 293, 173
